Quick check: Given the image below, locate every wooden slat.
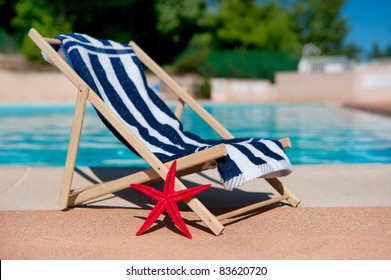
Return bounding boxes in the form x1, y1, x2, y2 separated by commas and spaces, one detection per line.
59, 85, 89, 208
216, 194, 289, 221
266, 178, 301, 207
174, 97, 185, 120
44, 37, 61, 45
279, 137, 292, 149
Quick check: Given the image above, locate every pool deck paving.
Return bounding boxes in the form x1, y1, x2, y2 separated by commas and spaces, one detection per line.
0, 163, 390, 259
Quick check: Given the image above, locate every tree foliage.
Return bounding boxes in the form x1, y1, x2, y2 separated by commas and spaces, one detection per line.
291, 0, 349, 54
208, 0, 301, 52
368, 43, 391, 59
2, 0, 367, 68
154, 0, 208, 63
5, 0, 207, 64
11, 0, 72, 59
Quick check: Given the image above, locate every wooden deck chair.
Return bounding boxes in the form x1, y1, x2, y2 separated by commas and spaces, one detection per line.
28, 28, 300, 236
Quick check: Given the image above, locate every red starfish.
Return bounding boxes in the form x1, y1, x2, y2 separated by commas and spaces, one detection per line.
131, 160, 211, 239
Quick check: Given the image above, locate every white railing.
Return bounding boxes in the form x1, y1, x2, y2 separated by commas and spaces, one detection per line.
298, 55, 350, 73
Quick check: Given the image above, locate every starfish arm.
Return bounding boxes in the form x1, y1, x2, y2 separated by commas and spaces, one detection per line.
171, 184, 211, 203
164, 160, 177, 197
166, 200, 192, 239
131, 184, 163, 201
136, 200, 166, 236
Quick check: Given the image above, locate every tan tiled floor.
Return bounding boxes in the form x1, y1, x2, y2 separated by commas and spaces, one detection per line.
0, 164, 390, 259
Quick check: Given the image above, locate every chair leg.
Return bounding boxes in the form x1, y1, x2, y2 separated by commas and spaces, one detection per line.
265, 178, 300, 207
170, 176, 225, 236
59, 85, 89, 209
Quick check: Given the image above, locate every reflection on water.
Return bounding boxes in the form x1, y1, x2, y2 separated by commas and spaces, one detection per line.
1, 103, 390, 166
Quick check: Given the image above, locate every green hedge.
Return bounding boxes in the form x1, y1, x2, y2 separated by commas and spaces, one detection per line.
200, 50, 300, 82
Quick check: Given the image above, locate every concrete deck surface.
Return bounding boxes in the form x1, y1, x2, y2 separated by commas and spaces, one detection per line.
1, 164, 390, 259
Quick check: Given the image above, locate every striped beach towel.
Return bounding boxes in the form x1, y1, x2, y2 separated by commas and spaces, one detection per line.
51, 33, 292, 190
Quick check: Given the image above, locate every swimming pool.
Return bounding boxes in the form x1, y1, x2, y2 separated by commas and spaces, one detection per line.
1, 103, 391, 166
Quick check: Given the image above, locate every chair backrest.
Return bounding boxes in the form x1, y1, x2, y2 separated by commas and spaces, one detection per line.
55, 33, 205, 160
38, 31, 293, 192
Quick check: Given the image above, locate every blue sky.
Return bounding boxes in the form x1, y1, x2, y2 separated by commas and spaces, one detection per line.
342, 0, 391, 56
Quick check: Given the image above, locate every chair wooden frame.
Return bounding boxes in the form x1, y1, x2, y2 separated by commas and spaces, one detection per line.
28, 28, 300, 236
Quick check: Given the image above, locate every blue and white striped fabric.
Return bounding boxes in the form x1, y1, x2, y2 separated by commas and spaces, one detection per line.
53, 33, 292, 190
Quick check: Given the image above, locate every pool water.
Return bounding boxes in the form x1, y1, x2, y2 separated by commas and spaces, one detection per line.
1, 103, 391, 166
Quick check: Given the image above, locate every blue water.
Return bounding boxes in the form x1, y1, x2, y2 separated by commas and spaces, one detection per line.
1, 103, 391, 166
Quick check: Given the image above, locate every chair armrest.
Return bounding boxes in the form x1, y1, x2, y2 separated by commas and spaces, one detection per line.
278, 137, 292, 149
